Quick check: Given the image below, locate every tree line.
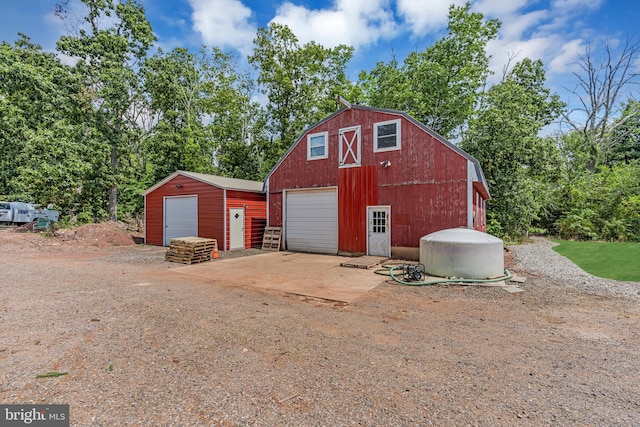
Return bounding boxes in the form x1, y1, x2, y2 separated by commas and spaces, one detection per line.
1, 0, 638, 242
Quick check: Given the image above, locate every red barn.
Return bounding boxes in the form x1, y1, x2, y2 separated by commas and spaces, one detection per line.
143, 171, 267, 250
264, 105, 490, 259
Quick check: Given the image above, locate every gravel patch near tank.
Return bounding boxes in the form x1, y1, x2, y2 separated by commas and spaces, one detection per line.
509, 236, 640, 297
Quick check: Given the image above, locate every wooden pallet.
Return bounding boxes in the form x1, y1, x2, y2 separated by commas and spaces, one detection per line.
165, 253, 211, 265
340, 256, 388, 269
261, 227, 282, 251
169, 236, 217, 249
166, 237, 217, 264
167, 247, 213, 256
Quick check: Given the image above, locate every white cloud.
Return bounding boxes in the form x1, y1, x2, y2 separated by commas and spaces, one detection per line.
396, 0, 465, 36
499, 9, 548, 40
473, 0, 530, 16
548, 38, 585, 75
486, 35, 556, 81
552, 0, 602, 13
189, 0, 256, 54
475, 0, 602, 84
270, 0, 398, 48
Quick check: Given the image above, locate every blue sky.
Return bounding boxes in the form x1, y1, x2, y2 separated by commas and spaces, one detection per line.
1, 0, 637, 109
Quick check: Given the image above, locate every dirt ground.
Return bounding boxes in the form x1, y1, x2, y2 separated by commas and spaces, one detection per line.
1, 223, 639, 426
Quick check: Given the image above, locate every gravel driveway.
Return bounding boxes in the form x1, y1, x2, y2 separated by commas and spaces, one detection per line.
1, 229, 639, 426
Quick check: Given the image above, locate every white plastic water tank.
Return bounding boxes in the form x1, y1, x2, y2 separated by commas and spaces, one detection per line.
419, 228, 504, 279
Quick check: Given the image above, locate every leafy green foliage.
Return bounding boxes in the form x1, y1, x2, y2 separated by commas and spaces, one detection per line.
1, 2, 639, 243
56, 0, 156, 221
143, 46, 265, 182
555, 161, 640, 242
358, 2, 499, 139
249, 23, 354, 170
607, 100, 640, 164
0, 36, 100, 220
461, 59, 564, 240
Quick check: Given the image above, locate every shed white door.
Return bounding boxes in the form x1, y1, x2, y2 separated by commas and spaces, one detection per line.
229, 208, 245, 250
164, 196, 198, 246
285, 188, 338, 254
367, 206, 390, 257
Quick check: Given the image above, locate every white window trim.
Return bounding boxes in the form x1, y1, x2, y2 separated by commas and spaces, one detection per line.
373, 118, 401, 153
307, 131, 329, 160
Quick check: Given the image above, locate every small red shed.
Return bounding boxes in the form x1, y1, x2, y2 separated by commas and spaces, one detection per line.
264, 105, 490, 259
143, 171, 267, 250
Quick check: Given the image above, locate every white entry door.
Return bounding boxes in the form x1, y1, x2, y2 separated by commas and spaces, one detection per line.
367, 206, 390, 257
229, 208, 245, 250
164, 196, 198, 246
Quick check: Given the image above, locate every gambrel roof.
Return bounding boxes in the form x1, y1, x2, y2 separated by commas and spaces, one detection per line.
263, 104, 490, 198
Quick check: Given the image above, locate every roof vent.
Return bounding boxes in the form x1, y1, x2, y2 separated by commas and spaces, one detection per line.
336, 95, 352, 109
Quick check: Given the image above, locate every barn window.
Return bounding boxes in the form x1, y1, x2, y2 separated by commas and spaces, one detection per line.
372, 210, 387, 233
374, 119, 401, 152
307, 131, 328, 160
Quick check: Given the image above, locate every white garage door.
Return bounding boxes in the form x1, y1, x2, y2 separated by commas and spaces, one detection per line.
164, 196, 198, 246
285, 188, 338, 254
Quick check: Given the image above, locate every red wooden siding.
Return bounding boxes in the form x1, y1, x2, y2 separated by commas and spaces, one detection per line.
473, 183, 487, 233
472, 184, 487, 232
379, 182, 467, 247
144, 175, 224, 246
338, 165, 377, 253
226, 190, 267, 249
266, 106, 487, 251
268, 192, 283, 227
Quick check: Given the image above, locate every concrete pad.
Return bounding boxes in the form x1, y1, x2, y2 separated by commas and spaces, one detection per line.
168, 252, 386, 303
503, 285, 525, 294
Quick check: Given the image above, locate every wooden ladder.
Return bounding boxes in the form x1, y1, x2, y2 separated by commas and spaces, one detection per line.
261, 227, 282, 251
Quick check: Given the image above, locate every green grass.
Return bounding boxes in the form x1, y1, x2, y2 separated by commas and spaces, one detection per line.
552, 240, 640, 282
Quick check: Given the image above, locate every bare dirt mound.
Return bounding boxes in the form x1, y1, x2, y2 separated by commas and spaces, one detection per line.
1, 221, 143, 249
54, 222, 143, 247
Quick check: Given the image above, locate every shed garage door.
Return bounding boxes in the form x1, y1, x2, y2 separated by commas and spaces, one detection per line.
164, 196, 198, 246
285, 188, 337, 254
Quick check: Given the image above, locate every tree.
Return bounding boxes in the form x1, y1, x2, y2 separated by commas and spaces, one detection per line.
249, 23, 354, 169
56, 0, 155, 221
556, 160, 640, 241
358, 2, 500, 139
462, 58, 564, 239
0, 35, 95, 214
144, 47, 218, 179
356, 58, 405, 109
607, 100, 640, 163
561, 36, 640, 171
144, 46, 265, 182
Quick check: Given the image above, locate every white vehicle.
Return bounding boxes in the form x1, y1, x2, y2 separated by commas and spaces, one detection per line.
0, 201, 59, 225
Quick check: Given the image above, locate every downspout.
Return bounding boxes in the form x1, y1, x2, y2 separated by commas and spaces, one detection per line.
467, 160, 473, 228
223, 189, 227, 251
143, 194, 147, 245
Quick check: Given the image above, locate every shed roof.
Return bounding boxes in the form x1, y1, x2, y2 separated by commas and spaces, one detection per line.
263, 104, 490, 198
143, 170, 264, 195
